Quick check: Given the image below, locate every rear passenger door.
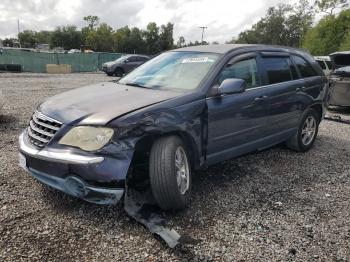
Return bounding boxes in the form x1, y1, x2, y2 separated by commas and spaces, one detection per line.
292, 55, 326, 100
260, 53, 304, 137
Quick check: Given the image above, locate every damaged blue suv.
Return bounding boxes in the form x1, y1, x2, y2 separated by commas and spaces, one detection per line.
19, 44, 327, 210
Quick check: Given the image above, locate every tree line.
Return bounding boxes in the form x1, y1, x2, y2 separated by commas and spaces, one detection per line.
231, 0, 350, 55
2, 16, 175, 55
1, 0, 349, 55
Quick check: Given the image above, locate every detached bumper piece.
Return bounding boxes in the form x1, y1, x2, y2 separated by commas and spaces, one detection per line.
30, 168, 124, 205
124, 185, 199, 248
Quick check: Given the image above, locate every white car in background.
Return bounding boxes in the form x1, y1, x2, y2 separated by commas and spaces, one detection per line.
314, 56, 332, 76
67, 49, 82, 54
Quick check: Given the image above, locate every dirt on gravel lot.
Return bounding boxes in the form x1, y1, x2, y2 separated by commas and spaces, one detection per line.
0, 73, 349, 261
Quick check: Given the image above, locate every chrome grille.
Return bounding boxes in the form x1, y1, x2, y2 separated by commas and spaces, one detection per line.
27, 111, 62, 148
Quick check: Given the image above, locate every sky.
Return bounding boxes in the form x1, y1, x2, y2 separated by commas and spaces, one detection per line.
0, 0, 298, 44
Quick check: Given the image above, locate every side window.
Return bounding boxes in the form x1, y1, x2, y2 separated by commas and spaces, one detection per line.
128, 56, 138, 62
217, 58, 260, 89
317, 60, 326, 70
262, 57, 295, 84
139, 57, 148, 62
325, 61, 332, 70
292, 55, 317, 77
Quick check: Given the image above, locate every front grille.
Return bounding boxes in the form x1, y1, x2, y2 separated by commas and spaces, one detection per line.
27, 111, 62, 148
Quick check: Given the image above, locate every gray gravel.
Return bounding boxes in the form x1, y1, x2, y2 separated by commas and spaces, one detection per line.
0, 73, 350, 261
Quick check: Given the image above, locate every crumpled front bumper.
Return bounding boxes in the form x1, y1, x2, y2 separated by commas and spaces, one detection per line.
18, 132, 127, 205
28, 168, 124, 205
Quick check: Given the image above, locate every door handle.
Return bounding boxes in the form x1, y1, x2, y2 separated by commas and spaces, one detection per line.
254, 96, 268, 102
296, 86, 306, 92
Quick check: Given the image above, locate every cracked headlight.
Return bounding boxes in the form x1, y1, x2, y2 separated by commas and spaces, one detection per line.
59, 126, 114, 151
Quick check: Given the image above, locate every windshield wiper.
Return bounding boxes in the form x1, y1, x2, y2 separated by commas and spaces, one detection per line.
124, 82, 148, 88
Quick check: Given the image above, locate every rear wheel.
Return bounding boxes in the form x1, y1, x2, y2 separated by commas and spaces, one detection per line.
286, 109, 319, 152
149, 136, 191, 210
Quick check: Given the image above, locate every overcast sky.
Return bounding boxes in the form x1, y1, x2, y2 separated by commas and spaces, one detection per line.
0, 0, 298, 43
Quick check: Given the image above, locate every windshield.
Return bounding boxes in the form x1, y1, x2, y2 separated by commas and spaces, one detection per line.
115, 56, 129, 62
118, 52, 220, 90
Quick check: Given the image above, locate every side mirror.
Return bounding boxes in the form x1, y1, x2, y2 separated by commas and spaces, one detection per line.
124, 59, 129, 63
218, 78, 246, 95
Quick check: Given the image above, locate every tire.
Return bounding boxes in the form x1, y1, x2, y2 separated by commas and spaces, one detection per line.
149, 136, 191, 210
114, 67, 124, 77
106, 72, 114, 76
286, 108, 320, 152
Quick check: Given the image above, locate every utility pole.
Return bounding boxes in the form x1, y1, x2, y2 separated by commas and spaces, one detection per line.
17, 19, 21, 48
199, 26, 207, 45
17, 19, 20, 35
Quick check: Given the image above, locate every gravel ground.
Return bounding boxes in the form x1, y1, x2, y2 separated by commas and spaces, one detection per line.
0, 73, 349, 261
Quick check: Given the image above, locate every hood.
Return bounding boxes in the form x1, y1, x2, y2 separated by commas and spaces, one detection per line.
38, 82, 181, 125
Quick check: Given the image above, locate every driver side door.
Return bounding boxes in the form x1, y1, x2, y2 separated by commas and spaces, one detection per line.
206, 53, 270, 165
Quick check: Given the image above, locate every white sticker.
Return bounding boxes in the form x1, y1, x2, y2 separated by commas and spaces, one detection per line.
181, 57, 209, 63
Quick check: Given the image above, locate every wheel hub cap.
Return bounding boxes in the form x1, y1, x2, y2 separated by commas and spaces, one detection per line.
175, 146, 190, 195
301, 116, 316, 146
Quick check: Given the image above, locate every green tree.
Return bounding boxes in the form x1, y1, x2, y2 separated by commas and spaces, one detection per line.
35, 31, 52, 44
18, 30, 37, 48
50, 26, 82, 50
2, 38, 18, 47
83, 15, 100, 30
128, 27, 147, 53
235, 0, 314, 47
315, 0, 349, 14
113, 26, 131, 52
144, 22, 160, 54
339, 31, 350, 50
302, 9, 350, 55
159, 22, 174, 51
85, 23, 114, 52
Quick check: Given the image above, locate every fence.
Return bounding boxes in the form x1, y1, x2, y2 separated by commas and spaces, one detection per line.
0, 49, 124, 73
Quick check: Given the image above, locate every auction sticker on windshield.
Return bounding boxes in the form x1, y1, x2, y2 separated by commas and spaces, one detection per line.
181, 57, 210, 63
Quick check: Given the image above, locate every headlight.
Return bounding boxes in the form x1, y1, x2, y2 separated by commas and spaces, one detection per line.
59, 126, 114, 151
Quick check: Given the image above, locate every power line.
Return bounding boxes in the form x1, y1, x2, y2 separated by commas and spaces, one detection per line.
199, 26, 207, 45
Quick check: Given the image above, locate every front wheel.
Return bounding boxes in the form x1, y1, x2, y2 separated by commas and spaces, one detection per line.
286, 109, 320, 152
114, 67, 124, 77
149, 136, 191, 210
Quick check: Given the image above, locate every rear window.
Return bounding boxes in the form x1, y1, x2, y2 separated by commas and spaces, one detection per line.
293, 55, 317, 77
262, 57, 296, 84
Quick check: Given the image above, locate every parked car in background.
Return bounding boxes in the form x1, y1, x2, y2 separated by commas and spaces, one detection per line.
19, 44, 327, 211
314, 56, 332, 76
67, 49, 81, 54
102, 55, 150, 76
328, 51, 350, 107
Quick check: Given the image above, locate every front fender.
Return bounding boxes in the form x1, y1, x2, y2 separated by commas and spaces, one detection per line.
107, 99, 207, 169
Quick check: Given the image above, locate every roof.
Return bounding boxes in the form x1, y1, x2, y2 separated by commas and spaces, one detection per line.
330, 51, 350, 56
174, 44, 306, 54
174, 44, 257, 54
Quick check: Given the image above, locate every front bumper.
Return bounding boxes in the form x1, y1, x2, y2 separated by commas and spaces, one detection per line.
102, 66, 113, 74
18, 132, 130, 205
28, 168, 124, 205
